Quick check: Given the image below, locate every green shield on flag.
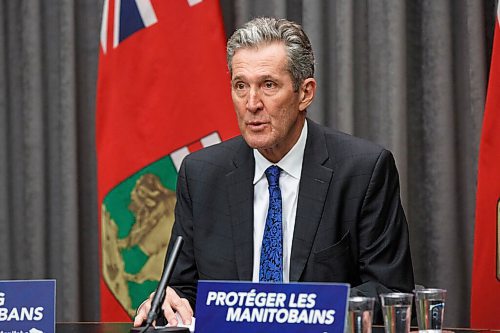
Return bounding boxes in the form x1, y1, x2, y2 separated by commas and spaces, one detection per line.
101, 154, 178, 317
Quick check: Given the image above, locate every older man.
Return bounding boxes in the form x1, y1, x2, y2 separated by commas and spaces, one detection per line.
134, 17, 414, 327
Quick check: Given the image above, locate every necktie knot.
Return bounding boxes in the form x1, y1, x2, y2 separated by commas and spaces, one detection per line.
265, 165, 281, 187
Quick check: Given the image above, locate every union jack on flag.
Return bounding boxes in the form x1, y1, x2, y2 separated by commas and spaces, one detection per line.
100, 0, 157, 53
100, 0, 203, 53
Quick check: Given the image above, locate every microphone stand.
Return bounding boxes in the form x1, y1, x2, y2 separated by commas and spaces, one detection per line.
130, 236, 190, 333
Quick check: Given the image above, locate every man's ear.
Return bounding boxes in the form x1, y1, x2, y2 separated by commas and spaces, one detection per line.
298, 78, 316, 111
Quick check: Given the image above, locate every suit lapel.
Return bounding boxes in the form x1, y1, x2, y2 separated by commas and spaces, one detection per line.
290, 120, 333, 281
226, 139, 255, 281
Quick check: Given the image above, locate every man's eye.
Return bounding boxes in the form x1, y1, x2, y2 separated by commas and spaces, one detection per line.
234, 82, 246, 90
264, 81, 276, 89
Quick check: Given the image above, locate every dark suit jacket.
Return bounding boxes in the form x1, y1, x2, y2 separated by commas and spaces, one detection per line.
167, 119, 414, 322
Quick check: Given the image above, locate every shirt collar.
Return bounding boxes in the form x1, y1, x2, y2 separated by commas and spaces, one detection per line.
253, 119, 308, 184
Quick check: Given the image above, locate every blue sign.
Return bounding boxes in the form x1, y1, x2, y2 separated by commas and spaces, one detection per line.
195, 281, 349, 333
0, 280, 56, 333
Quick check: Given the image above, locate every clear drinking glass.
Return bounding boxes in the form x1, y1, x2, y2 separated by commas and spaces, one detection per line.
414, 288, 446, 333
346, 297, 375, 333
380, 293, 413, 333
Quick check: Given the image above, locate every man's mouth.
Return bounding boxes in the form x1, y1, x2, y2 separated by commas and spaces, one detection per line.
246, 121, 268, 131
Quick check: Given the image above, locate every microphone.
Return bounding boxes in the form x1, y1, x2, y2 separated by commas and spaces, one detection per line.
130, 236, 189, 333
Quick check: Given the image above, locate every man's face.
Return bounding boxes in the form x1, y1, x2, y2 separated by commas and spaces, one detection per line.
230, 42, 315, 162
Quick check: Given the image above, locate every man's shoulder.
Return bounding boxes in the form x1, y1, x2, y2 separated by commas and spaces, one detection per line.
310, 120, 385, 155
183, 135, 247, 166
308, 121, 396, 175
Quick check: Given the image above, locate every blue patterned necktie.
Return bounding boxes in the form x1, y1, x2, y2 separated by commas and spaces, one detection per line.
259, 165, 283, 282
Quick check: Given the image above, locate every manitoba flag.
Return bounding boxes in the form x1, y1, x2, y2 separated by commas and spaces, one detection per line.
96, 0, 239, 321
470, 3, 500, 330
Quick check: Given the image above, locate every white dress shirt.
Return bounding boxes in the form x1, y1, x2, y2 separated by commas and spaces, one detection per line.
251, 120, 308, 282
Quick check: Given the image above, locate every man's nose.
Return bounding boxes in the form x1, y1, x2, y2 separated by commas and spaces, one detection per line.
246, 88, 263, 112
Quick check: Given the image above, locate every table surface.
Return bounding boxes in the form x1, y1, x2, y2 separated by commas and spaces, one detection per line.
55, 322, 495, 333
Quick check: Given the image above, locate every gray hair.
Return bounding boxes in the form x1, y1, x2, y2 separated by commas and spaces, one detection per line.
227, 17, 315, 91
